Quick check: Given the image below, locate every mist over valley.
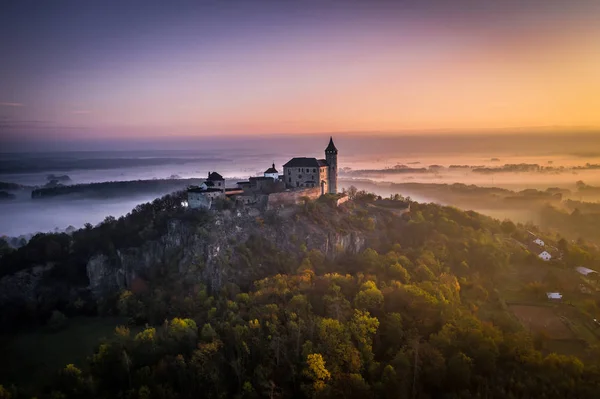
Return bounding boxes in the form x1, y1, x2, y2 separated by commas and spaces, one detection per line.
2, 133, 600, 238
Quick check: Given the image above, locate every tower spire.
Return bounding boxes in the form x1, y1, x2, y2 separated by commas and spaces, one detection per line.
325, 136, 338, 194
325, 136, 337, 153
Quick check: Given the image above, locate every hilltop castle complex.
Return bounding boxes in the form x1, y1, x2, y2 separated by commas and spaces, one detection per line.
187, 137, 341, 209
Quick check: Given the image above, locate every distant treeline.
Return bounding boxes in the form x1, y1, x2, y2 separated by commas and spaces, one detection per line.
0, 182, 27, 190
576, 181, 600, 194
345, 167, 429, 175
31, 178, 205, 199
0, 156, 226, 174
349, 163, 600, 176
0, 191, 16, 200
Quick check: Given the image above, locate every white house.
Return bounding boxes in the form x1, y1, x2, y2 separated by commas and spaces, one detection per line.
538, 251, 552, 261
576, 266, 597, 276
533, 238, 545, 247
263, 163, 279, 180
546, 292, 562, 300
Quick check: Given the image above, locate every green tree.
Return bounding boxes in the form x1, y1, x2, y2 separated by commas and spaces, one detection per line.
303, 353, 331, 393
354, 281, 384, 312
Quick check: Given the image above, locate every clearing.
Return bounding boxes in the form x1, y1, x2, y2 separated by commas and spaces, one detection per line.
508, 304, 574, 339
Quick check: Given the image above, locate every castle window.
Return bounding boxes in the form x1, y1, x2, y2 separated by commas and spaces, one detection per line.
298, 175, 302, 179
313, 168, 316, 172
288, 177, 291, 183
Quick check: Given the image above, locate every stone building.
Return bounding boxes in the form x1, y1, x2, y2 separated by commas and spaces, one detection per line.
283, 137, 338, 195
205, 171, 225, 191
187, 137, 340, 209
187, 171, 244, 209
188, 187, 222, 209
263, 163, 279, 180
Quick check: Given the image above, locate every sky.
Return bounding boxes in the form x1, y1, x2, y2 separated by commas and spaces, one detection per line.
1, 0, 599, 147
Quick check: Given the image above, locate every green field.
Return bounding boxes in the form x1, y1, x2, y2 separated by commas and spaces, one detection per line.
494, 258, 600, 359
0, 317, 132, 389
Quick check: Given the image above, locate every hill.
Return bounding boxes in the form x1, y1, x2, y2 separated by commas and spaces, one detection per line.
1, 191, 600, 398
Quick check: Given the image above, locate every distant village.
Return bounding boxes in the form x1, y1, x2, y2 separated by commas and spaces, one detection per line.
186, 137, 346, 210
519, 231, 599, 302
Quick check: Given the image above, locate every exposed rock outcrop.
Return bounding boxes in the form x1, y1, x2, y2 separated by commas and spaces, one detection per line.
0, 205, 373, 330
85, 209, 367, 298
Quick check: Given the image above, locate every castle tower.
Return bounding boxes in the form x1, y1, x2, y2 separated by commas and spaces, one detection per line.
325, 136, 338, 194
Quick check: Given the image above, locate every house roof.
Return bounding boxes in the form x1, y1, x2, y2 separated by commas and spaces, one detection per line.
207, 171, 224, 181
225, 188, 243, 193
547, 292, 562, 299
264, 163, 278, 173
283, 157, 322, 168
576, 266, 597, 276
527, 243, 553, 257
325, 136, 338, 153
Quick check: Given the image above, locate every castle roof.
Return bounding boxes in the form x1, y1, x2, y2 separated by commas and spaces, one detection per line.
264, 163, 278, 173
325, 136, 338, 153
207, 171, 224, 181
317, 159, 328, 167
283, 157, 325, 168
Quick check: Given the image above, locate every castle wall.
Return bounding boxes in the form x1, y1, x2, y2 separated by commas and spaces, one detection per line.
283, 166, 328, 190
188, 192, 214, 209
266, 187, 321, 209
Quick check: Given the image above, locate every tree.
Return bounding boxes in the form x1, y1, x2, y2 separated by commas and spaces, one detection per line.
347, 185, 358, 200
354, 281, 384, 312
303, 353, 331, 393
47, 310, 68, 331
389, 262, 410, 283
501, 219, 517, 235
445, 352, 472, 391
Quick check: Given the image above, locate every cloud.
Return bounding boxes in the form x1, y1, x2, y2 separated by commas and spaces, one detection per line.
72, 110, 92, 115
0, 102, 24, 107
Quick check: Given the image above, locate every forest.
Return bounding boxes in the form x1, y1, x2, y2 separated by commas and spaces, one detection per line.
1, 190, 600, 398
30, 178, 205, 199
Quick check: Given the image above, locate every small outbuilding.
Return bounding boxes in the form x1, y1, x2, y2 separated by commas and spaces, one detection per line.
546, 292, 562, 300
576, 266, 598, 276
538, 251, 552, 261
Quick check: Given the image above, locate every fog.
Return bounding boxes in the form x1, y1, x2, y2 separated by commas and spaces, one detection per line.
2, 132, 600, 238
0, 196, 157, 237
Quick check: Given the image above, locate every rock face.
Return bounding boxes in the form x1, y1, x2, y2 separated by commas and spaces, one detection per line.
0, 207, 370, 325
84, 208, 368, 299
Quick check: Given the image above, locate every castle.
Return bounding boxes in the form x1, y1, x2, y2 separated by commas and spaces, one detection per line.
187, 137, 340, 209
282, 136, 338, 194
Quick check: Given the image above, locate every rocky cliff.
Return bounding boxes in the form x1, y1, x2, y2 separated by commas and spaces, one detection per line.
0, 206, 370, 324
85, 207, 367, 298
